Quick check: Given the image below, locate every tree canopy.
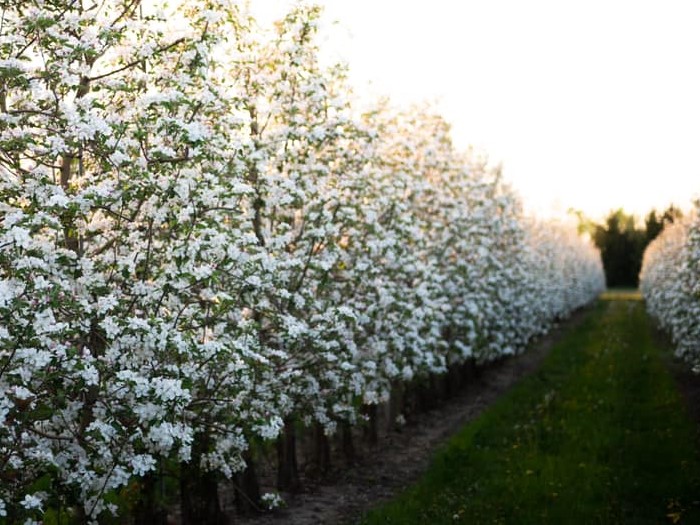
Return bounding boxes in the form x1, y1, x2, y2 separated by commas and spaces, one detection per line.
573, 205, 682, 288
0, 1, 604, 521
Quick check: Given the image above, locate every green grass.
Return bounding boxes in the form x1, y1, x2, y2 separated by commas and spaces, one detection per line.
361, 300, 700, 524
599, 288, 642, 301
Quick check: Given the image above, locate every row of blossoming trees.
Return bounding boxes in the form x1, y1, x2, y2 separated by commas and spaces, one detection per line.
640, 203, 700, 369
0, 1, 604, 523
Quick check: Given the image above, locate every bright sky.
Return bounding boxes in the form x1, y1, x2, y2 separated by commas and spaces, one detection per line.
252, 0, 700, 220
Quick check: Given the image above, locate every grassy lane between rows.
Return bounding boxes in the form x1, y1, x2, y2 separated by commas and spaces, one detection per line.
361, 295, 700, 524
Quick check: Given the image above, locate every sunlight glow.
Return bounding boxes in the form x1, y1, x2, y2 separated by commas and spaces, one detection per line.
250, 0, 700, 220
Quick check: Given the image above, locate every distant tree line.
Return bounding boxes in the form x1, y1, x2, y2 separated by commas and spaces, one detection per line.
572, 205, 682, 288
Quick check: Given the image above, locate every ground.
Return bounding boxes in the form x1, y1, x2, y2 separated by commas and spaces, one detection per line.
360, 295, 700, 524
235, 309, 591, 525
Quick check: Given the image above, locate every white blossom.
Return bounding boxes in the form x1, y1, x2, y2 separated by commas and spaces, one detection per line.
641, 206, 700, 367
20, 494, 43, 511
0, 1, 604, 521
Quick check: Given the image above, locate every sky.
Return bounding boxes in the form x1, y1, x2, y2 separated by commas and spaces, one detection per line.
251, 0, 700, 220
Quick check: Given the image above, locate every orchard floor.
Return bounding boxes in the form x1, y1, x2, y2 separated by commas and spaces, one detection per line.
236, 307, 592, 525
238, 293, 700, 525
359, 293, 700, 524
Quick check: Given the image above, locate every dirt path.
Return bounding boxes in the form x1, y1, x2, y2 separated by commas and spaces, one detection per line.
236, 308, 591, 525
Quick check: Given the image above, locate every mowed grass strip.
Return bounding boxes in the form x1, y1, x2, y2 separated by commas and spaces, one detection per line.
361, 299, 700, 524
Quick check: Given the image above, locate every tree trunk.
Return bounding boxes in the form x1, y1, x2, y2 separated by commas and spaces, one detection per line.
432, 372, 448, 403
363, 404, 378, 446
180, 435, 227, 525
234, 449, 261, 515
416, 377, 433, 412
463, 357, 477, 383
340, 421, 355, 466
388, 381, 405, 431
276, 418, 301, 492
310, 421, 331, 476
133, 471, 168, 525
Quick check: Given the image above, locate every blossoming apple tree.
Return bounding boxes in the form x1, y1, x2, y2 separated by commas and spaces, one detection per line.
0, 1, 605, 522
640, 204, 700, 368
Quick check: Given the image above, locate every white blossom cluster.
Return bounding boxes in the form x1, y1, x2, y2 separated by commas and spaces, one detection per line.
0, 1, 604, 521
640, 205, 700, 366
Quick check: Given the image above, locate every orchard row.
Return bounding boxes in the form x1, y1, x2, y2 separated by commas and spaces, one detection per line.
0, 1, 603, 522
640, 203, 700, 368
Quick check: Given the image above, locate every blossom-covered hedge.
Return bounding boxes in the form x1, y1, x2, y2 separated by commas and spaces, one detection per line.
640, 205, 700, 367
0, 1, 603, 521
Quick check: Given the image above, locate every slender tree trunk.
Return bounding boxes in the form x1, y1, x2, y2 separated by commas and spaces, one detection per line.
416, 377, 432, 412
309, 421, 331, 476
462, 358, 477, 383
403, 380, 418, 420
363, 404, 378, 446
446, 363, 462, 397
388, 380, 405, 432
133, 471, 168, 525
276, 418, 301, 492
234, 449, 261, 515
340, 421, 355, 466
432, 372, 448, 403
180, 435, 227, 525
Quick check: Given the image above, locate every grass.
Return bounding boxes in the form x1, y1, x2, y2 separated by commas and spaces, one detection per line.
361, 298, 700, 524
599, 289, 643, 301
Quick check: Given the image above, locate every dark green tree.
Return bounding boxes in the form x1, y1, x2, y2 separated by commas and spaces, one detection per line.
645, 205, 682, 245
572, 205, 682, 288
644, 210, 663, 244
593, 210, 644, 287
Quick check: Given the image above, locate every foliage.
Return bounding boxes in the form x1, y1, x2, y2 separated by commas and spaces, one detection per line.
574, 206, 681, 288
640, 202, 700, 368
0, 1, 604, 521
361, 300, 700, 524
644, 205, 683, 245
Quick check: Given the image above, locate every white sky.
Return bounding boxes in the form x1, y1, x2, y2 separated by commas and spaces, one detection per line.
252, 0, 700, 220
